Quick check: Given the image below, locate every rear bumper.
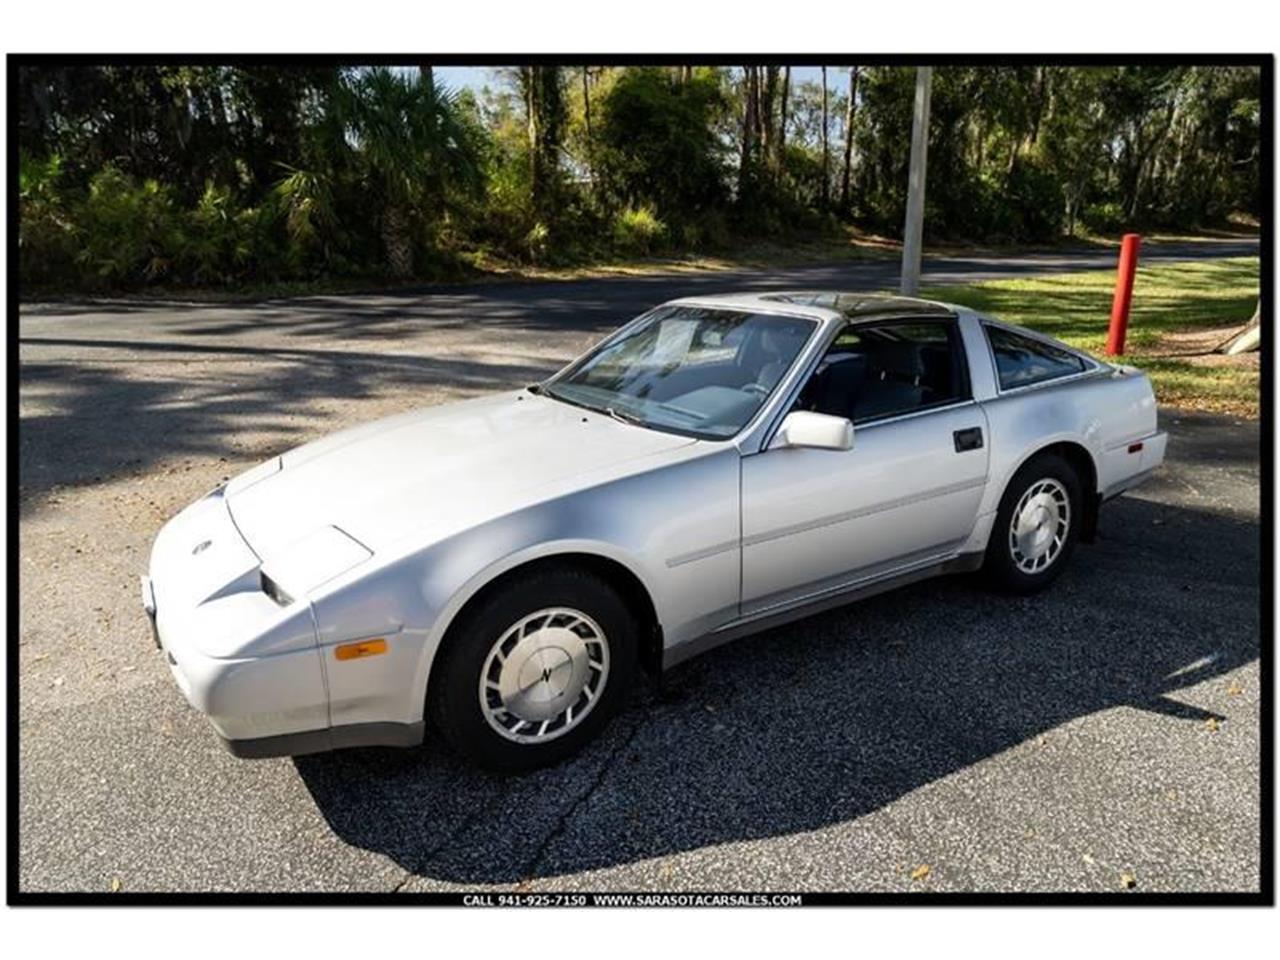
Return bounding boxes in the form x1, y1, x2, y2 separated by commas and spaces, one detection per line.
1101, 429, 1167, 500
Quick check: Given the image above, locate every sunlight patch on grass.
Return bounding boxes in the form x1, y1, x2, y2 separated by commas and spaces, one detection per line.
926, 257, 1260, 415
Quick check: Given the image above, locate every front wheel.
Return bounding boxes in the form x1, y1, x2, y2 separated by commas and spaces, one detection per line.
984, 453, 1082, 594
428, 567, 637, 772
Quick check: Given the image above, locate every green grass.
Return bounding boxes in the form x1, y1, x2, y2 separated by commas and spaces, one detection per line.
925, 256, 1261, 415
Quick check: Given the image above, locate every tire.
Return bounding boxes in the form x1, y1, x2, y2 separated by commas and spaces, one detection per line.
428, 566, 638, 772
983, 452, 1083, 595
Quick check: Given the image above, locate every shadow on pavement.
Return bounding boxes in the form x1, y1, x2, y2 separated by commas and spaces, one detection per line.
17, 340, 559, 509
294, 493, 1259, 884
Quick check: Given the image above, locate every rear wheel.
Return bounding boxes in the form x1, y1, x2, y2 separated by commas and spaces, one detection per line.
429, 567, 637, 772
984, 453, 1082, 594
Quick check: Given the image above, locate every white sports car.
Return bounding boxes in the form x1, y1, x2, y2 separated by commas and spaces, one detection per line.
142, 292, 1166, 770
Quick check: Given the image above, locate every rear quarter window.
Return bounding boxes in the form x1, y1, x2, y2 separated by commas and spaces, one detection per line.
986, 325, 1086, 391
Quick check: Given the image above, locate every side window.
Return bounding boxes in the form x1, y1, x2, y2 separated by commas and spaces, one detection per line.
797, 320, 969, 423
985, 326, 1086, 391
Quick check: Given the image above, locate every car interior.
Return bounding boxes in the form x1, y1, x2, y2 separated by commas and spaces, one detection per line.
627, 317, 815, 431
795, 321, 968, 424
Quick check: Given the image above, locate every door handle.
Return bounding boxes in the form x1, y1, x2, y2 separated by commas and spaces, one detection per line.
953, 427, 984, 452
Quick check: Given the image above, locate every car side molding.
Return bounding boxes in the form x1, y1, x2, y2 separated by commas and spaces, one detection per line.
662, 551, 986, 671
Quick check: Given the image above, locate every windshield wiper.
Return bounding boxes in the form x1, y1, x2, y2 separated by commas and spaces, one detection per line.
537, 386, 646, 428
603, 406, 644, 427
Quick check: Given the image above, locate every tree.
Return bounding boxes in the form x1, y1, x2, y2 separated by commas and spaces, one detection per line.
596, 67, 728, 222
14, 61, 1264, 291
839, 67, 860, 211
778, 66, 791, 157
581, 66, 593, 178
333, 67, 482, 276
740, 65, 760, 193
820, 66, 830, 208
518, 66, 566, 215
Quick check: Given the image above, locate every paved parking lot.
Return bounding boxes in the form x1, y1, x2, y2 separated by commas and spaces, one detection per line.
16, 247, 1261, 893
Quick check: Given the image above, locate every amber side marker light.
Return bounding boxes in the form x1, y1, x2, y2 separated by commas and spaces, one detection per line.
335, 638, 388, 661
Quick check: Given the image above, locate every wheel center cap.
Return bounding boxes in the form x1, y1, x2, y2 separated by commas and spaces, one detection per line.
517, 645, 574, 702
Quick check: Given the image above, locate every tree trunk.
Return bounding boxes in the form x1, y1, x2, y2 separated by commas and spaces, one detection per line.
581, 66, 592, 179
750, 67, 762, 155
418, 65, 435, 96
740, 66, 758, 189
761, 67, 778, 166
1222, 301, 1261, 354
1128, 99, 1179, 220
522, 66, 540, 207
820, 66, 830, 208
1027, 65, 1047, 145
778, 66, 790, 159
839, 66, 859, 212
382, 204, 413, 277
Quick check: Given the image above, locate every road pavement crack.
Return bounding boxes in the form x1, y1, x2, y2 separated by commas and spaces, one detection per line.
386, 775, 501, 893
521, 718, 642, 879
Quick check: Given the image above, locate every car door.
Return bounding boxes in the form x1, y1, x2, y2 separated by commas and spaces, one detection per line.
740, 318, 990, 616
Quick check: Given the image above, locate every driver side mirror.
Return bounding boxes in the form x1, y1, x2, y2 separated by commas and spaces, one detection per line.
770, 411, 854, 452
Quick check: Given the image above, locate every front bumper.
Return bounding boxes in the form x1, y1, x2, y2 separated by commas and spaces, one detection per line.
220, 720, 426, 758
145, 491, 331, 747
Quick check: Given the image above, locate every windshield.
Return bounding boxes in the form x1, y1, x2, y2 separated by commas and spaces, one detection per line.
543, 305, 816, 439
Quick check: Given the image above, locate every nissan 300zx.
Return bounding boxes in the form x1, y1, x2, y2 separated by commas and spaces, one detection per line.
142, 292, 1166, 770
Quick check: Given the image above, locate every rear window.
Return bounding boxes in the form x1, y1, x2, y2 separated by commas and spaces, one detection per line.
986, 326, 1086, 391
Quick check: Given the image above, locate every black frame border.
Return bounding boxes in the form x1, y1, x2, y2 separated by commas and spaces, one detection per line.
6, 50, 1273, 907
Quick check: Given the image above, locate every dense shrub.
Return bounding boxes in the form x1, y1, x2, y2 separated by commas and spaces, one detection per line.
612, 205, 666, 255
18, 153, 77, 286
596, 68, 729, 233
75, 167, 185, 285
1081, 201, 1129, 236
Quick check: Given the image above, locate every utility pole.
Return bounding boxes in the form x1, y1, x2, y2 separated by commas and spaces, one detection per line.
900, 66, 933, 296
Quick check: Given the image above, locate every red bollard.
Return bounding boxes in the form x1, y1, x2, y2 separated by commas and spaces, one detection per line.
1106, 233, 1141, 356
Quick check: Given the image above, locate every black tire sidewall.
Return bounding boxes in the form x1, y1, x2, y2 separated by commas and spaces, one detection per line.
428, 567, 637, 772
985, 453, 1083, 594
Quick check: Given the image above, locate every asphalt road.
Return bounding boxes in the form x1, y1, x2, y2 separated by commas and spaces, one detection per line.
16, 241, 1261, 894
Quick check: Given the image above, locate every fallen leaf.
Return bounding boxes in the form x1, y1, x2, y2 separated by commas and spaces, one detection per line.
1205, 717, 1220, 732
51, 676, 64, 688
110, 877, 122, 893
1227, 682, 1244, 696
1120, 872, 1137, 890
1082, 852, 1095, 866
910, 864, 931, 882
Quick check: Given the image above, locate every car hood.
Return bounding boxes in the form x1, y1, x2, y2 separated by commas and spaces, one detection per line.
225, 390, 697, 562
